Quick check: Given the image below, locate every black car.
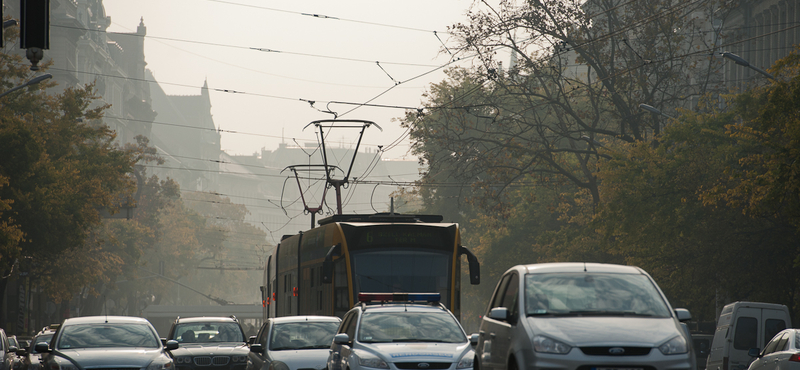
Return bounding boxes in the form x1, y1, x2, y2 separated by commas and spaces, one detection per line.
38, 316, 177, 370
1, 329, 19, 370
166, 316, 249, 370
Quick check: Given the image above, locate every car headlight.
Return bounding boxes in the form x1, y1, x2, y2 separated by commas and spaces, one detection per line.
146, 358, 173, 370
174, 357, 192, 365
457, 351, 475, 369
231, 356, 248, 363
533, 335, 572, 354
659, 335, 689, 355
355, 351, 388, 369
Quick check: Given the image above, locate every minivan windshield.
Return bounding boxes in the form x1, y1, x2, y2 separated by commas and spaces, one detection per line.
525, 272, 671, 317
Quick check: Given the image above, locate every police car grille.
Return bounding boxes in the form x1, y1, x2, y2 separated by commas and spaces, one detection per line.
579, 347, 652, 356
395, 362, 452, 369
193, 356, 230, 366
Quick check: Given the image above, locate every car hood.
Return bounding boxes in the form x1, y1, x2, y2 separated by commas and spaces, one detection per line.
56, 348, 167, 368
170, 343, 249, 356
363, 342, 471, 362
526, 316, 682, 347
269, 349, 330, 369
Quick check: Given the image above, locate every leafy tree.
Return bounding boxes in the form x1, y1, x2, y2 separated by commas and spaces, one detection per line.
0, 45, 137, 317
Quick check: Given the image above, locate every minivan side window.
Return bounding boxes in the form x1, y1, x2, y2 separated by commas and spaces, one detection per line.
765, 319, 787, 346
490, 275, 512, 310
502, 274, 520, 320
733, 317, 758, 350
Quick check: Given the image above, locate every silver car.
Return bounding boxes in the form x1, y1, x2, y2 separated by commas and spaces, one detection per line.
746, 328, 800, 370
474, 263, 695, 370
328, 293, 475, 370
38, 316, 178, 370
247, 316, 341, 370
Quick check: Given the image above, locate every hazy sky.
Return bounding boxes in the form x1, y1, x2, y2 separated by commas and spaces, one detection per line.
102, 0, 482, 159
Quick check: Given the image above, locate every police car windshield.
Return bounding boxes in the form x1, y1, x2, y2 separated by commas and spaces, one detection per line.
358, 311, 466, 343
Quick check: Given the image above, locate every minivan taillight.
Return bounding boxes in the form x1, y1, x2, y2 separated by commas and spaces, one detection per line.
789, 353, 800, 362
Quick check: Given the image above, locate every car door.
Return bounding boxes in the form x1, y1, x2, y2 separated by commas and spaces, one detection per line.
248, 320, 271, 370
329, 310, 357, 370
479, 272, 519, 370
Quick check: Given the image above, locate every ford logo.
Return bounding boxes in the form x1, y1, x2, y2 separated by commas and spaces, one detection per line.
418, 364, 431, 369
608, 347, 625, 355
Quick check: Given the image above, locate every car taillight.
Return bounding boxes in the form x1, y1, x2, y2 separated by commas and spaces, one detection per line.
789, 354, 800, 362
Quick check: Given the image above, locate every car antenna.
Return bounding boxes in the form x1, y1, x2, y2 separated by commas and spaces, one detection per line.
104, 294, 108, 323
583, 262, 587, 272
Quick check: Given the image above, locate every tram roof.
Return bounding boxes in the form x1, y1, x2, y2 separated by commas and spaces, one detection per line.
318, 213, 444, 225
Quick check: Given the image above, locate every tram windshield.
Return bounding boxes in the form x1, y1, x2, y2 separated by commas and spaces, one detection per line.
351, 249, 452, 307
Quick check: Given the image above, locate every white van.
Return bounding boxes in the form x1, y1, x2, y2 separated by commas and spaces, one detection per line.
706, 302, 791, 370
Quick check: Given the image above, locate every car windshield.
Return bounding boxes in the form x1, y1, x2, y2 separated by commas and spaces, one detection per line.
358, 311, 466, 343
30, 334, 53, 354
269, 321, 339, 350
57, 323, 160, 349
173, 322, 245, 343
525, 272, 672, 317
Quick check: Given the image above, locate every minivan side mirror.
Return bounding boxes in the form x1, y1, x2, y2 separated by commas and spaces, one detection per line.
674, 308, 691, 322
488, 307, 508, 321
748, 348, 761, 358
333, 333, 351, 345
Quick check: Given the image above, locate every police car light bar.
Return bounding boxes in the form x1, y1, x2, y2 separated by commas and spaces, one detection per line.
358, 293, 441, 302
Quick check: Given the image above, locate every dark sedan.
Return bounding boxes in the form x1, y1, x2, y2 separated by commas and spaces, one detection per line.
166, 316, 249, 370
38, 316, 177, 370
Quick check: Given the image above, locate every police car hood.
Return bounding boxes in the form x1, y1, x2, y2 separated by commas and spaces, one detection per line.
527, 316, 682, 346
169, 342, 249, 356
269, 348, 330, 369
365, 342, 471, 362
55, 348, 167, 367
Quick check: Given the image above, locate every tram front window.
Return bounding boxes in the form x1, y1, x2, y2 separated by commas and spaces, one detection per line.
351, 250, 451, 307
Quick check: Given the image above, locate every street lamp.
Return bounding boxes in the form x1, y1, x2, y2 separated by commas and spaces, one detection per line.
0, 73, 52, 99
639, 103, 678, 133
721, 52, 776, 80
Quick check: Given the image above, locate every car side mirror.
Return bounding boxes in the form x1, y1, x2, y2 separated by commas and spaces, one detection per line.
748, 348, 761, 358
333, 333, 350, 345
17, 349, 28, 356
488, 307, 508, 321
165, 340, 179, 351
674, 308, 691, 322
161, 338, 167, 346
250, 343, 264, 354
249, 336, 257, 345
469, 334, 479, 346
34, 343, 50, 353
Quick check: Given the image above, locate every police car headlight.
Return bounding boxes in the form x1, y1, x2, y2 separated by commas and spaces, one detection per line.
659, 335, 688, 355
146, 358, 173, 370
355, 351, 388, 369
457, 351, 475, 369
533, 335, 571, 354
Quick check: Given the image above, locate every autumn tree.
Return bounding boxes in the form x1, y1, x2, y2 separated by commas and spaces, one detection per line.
0, 51, 138, 317
406, 0, 732, 211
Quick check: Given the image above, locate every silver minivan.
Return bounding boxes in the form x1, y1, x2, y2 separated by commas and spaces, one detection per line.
473, 262, 695, 370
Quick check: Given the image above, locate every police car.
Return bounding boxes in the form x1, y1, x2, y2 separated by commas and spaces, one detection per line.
327, 293, 475, 370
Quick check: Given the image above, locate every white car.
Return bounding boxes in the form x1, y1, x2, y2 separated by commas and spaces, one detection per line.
474, 263, 695, 370
327, 293, 475, 370
247, 315, 341, 370
746, 329, 800, 370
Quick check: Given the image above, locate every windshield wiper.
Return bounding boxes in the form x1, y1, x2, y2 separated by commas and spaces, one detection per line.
567, 310, 653, 316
